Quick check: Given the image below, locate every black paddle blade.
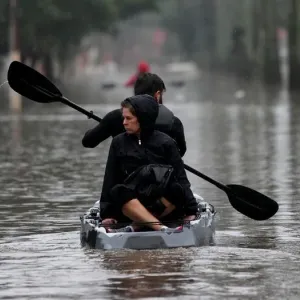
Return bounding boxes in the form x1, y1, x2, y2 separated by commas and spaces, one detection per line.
226, 184, 279, 221
7, 61, 62, 103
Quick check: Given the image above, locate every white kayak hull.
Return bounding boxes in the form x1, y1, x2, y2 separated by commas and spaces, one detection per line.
80, 194, 216, 250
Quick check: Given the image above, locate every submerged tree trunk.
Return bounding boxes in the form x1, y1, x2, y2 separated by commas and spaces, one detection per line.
288, 0, 300, 90
262, 0, 281, 85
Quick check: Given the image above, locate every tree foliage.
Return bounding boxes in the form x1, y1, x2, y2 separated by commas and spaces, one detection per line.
0, 0, 158, 57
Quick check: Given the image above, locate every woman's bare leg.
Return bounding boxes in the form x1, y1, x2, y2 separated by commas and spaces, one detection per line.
159, 198, 196, 221
158, 197, 176, 218
122, 199, 164, 231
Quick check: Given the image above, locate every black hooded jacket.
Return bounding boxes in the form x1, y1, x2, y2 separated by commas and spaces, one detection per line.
100, 95, 197, 218
82, 101, 186, 157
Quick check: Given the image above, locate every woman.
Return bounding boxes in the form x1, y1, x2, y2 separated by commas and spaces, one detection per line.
100, 94, 199, 232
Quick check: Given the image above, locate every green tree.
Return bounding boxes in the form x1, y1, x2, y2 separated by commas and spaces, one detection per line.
1, 0, 159, 78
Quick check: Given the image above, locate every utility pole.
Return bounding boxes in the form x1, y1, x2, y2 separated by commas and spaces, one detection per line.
9, 0, 22, 112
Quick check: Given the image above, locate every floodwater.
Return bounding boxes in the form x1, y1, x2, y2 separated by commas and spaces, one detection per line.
1, 72, 300, 300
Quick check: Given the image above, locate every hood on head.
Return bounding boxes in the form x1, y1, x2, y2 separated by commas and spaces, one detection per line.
138, 61, 150, 73
124, 94, 158, 133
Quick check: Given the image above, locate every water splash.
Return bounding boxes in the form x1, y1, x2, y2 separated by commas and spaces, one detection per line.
0, 80, 8, 89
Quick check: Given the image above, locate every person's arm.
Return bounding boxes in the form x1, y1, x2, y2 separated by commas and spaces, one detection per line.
82, 110, 118, 148
165, 139, 198, 216
99, 138, 122, 218
172, 116, 187, 157
124, 74, 137, 87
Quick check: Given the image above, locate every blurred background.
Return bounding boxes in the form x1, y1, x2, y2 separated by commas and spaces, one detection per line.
2, 1, 300, 300
0, 0, 294, 91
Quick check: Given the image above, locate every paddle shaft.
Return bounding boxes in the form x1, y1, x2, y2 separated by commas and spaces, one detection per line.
184, 164, 228, 192
60, 96, 102, 122
184, 163, 262, 210
30, 82, 103, 122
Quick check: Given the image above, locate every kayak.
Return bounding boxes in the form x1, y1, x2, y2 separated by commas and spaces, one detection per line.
80, 194, 216, 250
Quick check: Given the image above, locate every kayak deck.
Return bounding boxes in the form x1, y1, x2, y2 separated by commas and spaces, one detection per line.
80, 194, 216, 250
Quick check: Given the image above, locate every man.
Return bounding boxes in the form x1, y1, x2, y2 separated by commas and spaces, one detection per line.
82, 72, 187, 157
100, 95, 199, 233
124, 60, 150, 87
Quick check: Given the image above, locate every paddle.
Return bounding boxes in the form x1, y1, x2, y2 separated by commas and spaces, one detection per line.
7, 61, 102, 122
7, 61, 279, 221
183, 164, 278, 221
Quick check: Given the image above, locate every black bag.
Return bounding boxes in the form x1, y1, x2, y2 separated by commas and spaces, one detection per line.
124, 164, 174, 199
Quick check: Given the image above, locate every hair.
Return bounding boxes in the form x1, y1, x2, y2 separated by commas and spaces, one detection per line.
134, 72, 166, 97
121, 99, 136, 116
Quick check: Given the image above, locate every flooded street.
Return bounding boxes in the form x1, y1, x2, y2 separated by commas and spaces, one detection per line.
1, 73, 300, 299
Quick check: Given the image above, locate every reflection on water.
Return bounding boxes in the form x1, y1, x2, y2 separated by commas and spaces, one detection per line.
1, 77, 300, 299
1, 233, 300, 300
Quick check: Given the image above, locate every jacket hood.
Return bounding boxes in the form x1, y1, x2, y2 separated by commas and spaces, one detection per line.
124, 94, 158, 134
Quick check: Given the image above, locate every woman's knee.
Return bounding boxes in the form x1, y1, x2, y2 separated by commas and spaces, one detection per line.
161, 197, 175, 208
155, 197, 176, 217
122, 198, 141, 214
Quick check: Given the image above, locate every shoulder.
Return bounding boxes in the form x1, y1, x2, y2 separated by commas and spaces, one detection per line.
112, 132, 127, 143
109, 133, 125, 151
159, 104, 174, 116
159, 104, 172, 112
104, 108, 122, 121
152, 130, 176, 144
172, 116, 184, 130
173, 115, 183, 124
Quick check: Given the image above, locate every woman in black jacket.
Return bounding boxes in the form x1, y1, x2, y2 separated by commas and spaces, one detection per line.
100, 94, 199, 232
